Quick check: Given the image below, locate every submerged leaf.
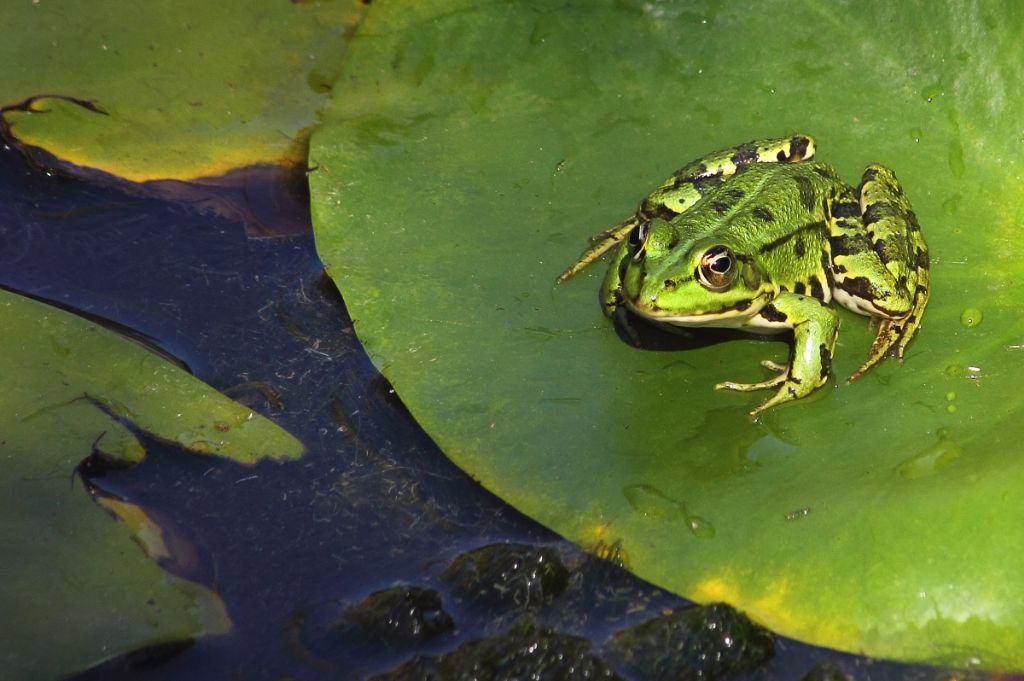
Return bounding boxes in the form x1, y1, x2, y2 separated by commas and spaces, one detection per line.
0, 290, 302, 676
0, 0, 367, 181
311, 0, 1024, 668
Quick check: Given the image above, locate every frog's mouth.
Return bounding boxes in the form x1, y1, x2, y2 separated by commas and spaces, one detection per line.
624, 292, 771, 328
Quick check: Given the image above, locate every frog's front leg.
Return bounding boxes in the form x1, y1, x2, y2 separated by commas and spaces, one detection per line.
599, 238, 641, 344
829, 165, 930, 380
716, 292, 840, 416
558, 134, 816, 282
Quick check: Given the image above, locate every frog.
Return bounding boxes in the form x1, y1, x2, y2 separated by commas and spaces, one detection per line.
559, 135, 930, 415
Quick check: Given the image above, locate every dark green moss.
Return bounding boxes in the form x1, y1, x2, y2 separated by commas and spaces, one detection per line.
606, 602, 774, 680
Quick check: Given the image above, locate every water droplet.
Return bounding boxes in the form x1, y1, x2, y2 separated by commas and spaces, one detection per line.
920, 82, 944, 102
623, 484, 686, 521
960, 308, 983, 328
623, 484, 712, 537
948, 136, 965, 178
687, 515, 716, 539
897, 430, 962, 479
942, 193, 962, 215
909, 127, 923, 143
947, 110, 965, 178
176, 431, 215, 453
944, 363, 983, 380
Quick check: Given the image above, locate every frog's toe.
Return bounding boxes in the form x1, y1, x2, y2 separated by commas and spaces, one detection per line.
894, 282, 929, 357
558, 242, 612, 282
749, 383, 803, 416
715, 362, 789, 392
723, 360, 823, 416
848, 319, 895, 382
848, 298, 925, 382
559, 220, 639, 282
589, 226, 623, 243
717, 378, 780, 392
760, 359, 788, 373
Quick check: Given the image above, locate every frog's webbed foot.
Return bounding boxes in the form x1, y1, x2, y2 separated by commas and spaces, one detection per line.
715, 360, 788, 392
716, 360, 804, 416
848, 280, 929, 382
557, 218, 638, 282
716, 293, 839, 416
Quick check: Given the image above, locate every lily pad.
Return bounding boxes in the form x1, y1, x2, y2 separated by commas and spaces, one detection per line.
0, 0, 366, 181
0, 289, 303, 677
310, 0, 1024, 668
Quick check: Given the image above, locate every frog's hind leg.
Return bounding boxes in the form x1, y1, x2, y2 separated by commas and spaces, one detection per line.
558, 217, 641, 282
828, 165, 930, 381
558, 135, 816, 282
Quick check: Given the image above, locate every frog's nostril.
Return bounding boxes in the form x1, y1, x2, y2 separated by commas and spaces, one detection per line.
663, 278, 677, 290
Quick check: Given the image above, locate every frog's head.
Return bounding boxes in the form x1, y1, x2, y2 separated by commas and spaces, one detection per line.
620, 219, 771, 325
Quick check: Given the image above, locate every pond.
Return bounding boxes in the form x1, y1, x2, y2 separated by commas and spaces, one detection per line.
0, 138, 972, 680
4, 0, 1024, 678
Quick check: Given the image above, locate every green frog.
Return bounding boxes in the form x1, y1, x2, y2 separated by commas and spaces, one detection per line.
560, 135, 930, 415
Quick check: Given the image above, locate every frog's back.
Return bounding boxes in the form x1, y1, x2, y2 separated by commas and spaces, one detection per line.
674, 163, 835, 243
674, 162, 845, 296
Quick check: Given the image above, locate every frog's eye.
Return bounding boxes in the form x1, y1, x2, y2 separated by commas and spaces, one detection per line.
697, 245, 737, 291
629, 220, 651, 261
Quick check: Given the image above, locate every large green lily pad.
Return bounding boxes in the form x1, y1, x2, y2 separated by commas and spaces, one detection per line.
0, 289, 303, 678
309, 0, 1024, 667
0, 0, 365, 181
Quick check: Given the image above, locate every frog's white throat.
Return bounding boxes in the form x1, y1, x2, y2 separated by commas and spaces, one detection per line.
625, 293, 774, 330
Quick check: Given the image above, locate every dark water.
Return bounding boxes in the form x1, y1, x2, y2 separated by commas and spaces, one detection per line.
0, 144, 962, 680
